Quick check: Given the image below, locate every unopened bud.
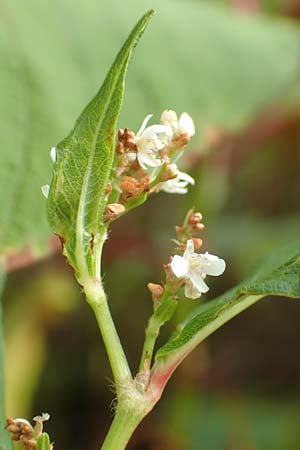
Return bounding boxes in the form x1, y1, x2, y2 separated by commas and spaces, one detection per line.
117, 128, 124, 140
161, 110, 178, 129
121, 177, 139, 196
103, 203, 125, 222
192, 237, 203, 250
189, 212, 203, 225
188, 211, 205, 233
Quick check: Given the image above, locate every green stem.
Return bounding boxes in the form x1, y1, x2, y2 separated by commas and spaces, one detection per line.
85, 284, 132, 393
139, 316, 160, 372
139, 292, 178, 372
100, 406, 145, 450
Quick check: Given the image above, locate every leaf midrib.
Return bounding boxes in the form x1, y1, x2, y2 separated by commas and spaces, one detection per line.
75, 56, 129, 278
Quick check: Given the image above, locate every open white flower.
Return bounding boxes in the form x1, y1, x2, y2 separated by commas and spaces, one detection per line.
171, 239, 225, 299
160, 164, 195, 194
134, 114, 172, 169
161, 110, 195, 138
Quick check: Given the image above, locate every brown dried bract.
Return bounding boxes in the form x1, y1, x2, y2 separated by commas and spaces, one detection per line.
103, 203, 125, 222
147, 282, 164, 305
117, 127, 136, 150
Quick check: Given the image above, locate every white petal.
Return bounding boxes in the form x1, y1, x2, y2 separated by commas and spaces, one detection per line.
177, 170, 195, 185
142, 124, 172, 140
185, 279, 202, 299
160, 180, 188, 194
189, 271, 209, 293
183, 239, 195, 259
178, 113, 195, 136
171, 255, 189, 278
50, 147, 57, 162
137, 151, 163, 169
200, 252, 226, 276
161, 110, 178, 129
41, 184, 50, 198
136, 114, 153, 137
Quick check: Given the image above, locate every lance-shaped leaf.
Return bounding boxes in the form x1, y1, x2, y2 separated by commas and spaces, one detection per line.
46, 10, 154, 283
150, 243, 300, 393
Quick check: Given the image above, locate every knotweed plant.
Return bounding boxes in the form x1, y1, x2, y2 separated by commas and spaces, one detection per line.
5, 10, 300, 450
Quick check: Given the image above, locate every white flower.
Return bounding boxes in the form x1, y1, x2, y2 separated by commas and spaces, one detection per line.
160, 164, 195, 194
50, 147, 57, 162
41, 184, 50, 198
161, 110, 195, 138
134, 114, 172, 169
171, 239, 225, 299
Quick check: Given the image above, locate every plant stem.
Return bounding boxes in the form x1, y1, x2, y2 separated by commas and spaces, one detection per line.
100, 406, 145, 450
139, 316, 160, 372
85, 284, 132, 393
139, 292, 177, 372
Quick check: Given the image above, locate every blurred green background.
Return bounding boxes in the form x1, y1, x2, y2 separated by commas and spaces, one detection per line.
1, 0, 300, 449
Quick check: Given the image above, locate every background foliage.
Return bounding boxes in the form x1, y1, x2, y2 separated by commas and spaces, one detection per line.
1, 0, 300, 449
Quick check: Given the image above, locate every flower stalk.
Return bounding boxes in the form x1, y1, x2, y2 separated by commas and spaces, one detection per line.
139, 290, 178, 372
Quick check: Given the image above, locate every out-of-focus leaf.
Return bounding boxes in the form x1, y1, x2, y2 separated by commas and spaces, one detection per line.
46, 10, 153, 281
0, 0, 299, 259
0, 268, 13, 450
155, 243, 300, 366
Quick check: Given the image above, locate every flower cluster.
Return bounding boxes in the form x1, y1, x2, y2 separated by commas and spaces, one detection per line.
42, 110, 196, 225
107, 110, 195, 220
148, 210, 225, 302
171, 239, 225, 299
6, 413, 52, 450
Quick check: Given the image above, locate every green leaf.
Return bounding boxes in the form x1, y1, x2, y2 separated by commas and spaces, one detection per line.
0, 268, 13, 450
155, 243, 300, 366
1, 0, 300, 262
36, 433, 51, 450
46, 10, 154, 282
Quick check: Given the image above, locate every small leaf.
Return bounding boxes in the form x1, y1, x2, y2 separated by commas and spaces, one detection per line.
36, 433, 51, 450
0, 268, 13, 450
46, 10, 154, 283
155, 243, 300, 366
